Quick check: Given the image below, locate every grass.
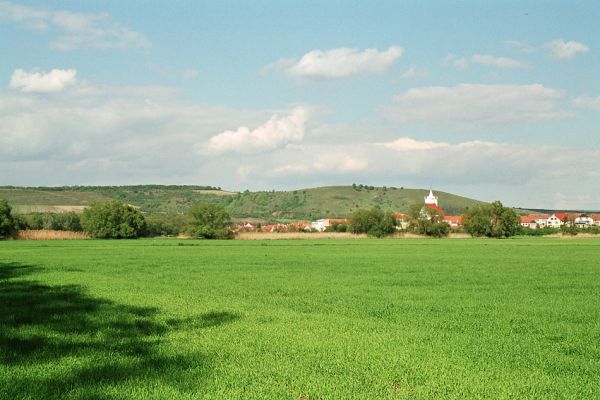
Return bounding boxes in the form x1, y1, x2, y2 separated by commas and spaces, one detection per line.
1, 238, 599, 399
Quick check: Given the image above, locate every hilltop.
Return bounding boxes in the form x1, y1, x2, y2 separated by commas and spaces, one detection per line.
0, 185, 484, 221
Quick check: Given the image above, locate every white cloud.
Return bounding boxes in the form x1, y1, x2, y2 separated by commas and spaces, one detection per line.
266, 46, 403, 79
383, 83, 572, 126
471, 54, 526, 69
383, 137, 449, 151
206, 107, 309, 154
504, 40, 536, 54
400, 64, 429, 79
0, 1, 150, 50
572, 95, 600, 111
544, 39, 589, 60
9, 68, 77, 93
442, 53, 469, 69
182, 68, 199, 80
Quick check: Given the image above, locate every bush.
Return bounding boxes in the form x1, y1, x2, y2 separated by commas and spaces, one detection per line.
81, 201, 146, 239
145, 215, 180, 237
407, 203, 449, 237
462, 201, 520, 238
0, 199, 17, 239
187, 204, 234, 239
349, 208, 396, 237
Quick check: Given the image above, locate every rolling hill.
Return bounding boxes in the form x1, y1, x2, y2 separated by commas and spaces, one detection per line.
0, 185, 484, 220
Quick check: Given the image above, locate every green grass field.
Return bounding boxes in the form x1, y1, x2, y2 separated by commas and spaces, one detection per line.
1, 238, 599, 399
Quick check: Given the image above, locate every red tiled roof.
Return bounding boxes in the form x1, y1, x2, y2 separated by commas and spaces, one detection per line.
553, 213, 569, 221
443, 215, 462, 224
394, 212, 409, 219
520, 215, 536, 223
426, 203, 445, 216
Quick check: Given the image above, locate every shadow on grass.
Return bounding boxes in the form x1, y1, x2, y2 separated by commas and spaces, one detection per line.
0, 262, 239, 399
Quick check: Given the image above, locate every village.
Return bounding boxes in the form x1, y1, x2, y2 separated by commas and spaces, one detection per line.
233, 190, 600, 233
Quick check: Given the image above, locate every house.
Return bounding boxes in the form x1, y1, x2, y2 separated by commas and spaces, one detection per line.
288, 221, 312, 231
589, 214, 600, 226
310, 218, 350, 232
546, 213, 567, 228
394, 212, 410, 230
574, 215, 594, 228
520, 215, 538, 229
530, 214, 550, 228
443, 215, 462, 228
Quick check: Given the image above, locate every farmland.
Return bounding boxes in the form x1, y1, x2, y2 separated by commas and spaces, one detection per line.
1, 238, 599, 399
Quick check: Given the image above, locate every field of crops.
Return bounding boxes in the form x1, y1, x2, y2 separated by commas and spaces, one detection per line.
1, 238, 599, 399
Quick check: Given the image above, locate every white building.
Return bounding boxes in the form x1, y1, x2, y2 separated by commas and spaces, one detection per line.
424, 189, 438, 206
546, 214, 565, 229
311, 219, 329, 232
574, 216, 594, 227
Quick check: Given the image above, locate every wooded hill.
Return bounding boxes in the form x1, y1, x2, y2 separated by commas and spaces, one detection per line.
0, 185, 484, 221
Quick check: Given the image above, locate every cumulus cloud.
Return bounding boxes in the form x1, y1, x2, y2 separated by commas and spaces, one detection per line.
182, 68, 199, 80
382, 83, 572, 126
504, 40, 536, 54
544, 39, 589, 60
383, 137, 449, 151
444, 53, 526, 69
572, 95, 600, 111
0, 1, 150, 50
206, 107, 309, 154
442, 53, 469, 69
265, 46, 403, 79
471, 54, 526, 69
254, 137, 600, 205
400, 64, 429, 79
9, 68, 77, 93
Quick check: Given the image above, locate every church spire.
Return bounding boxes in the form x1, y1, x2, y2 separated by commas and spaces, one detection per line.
424, 189, 438, 206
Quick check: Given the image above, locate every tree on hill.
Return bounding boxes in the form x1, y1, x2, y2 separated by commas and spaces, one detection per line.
81, 200, 146, 239
0, 199, 17, 239
462, 201, 520, 238
349, 208, 396, 237
187, 204, 234, 239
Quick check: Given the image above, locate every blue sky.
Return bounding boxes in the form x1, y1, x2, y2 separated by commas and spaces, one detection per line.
1, 1, 599, 209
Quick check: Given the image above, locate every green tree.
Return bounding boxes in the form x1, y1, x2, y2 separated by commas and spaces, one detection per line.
187, 204, 233, 239
408, 203, 449, 237
349, 208, 396, 237
462, 201, 520, 238
81, 200, 146, 239
0, 199, 17, 239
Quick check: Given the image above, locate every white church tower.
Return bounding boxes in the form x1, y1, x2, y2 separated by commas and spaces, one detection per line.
424, 189, 438, 207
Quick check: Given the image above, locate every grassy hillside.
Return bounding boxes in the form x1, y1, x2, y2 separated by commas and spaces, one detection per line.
228, 185, 483, 219
0, 185, 483, 220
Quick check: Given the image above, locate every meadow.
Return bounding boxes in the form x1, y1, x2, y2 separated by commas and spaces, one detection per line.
1, 238, 599, 399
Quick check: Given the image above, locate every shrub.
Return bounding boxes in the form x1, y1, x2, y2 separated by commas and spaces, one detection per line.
349, 208, 396, 238
462, 201, 520, 238
81, 201, 146, 239
0, 199, 17, 239
407, 203, 450, 237
187, 204, 234, 239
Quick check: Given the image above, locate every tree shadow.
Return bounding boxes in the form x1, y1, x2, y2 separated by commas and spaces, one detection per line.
0, 262, 239, 399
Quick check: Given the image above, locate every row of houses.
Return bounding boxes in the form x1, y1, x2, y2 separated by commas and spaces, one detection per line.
234, 191, 599, 233
520, 213, 600, 229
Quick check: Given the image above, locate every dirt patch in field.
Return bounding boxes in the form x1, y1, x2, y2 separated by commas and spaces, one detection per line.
544, 233, 600, 238
13, 205, 87, 214
18, 230, 90, 240
236, 232, 367, 240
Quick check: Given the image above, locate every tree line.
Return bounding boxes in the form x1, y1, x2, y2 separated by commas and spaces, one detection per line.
0, 199, 233, 240
1, 197, 584, 241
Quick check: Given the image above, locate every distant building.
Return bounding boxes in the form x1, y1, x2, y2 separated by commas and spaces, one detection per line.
424, 189, 438, 207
